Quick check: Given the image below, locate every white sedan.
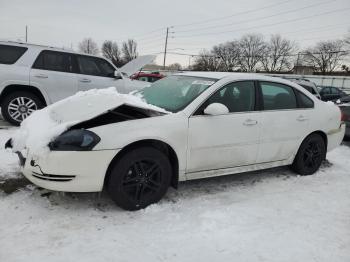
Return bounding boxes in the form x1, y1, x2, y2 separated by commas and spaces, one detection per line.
7, 72, 345, 210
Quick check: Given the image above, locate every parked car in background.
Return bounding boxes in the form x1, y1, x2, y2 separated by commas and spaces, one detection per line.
131, 72, 164, 83
7, 72, 345, 210
319, 86, 348, 101
0, 41, 155, 125
269, 76, 321, 99
288, 78, 321, 100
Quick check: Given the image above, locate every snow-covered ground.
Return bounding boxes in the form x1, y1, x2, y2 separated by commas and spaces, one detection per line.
0, 128, 349, 262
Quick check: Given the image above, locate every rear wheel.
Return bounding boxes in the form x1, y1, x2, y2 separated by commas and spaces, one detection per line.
1, 91, 44, 125
291, 134, 326, 176
107, 147, 172, 211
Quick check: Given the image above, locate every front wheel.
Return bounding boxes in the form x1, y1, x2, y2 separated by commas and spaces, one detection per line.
291, 134, 326, 176
107, 147, 172, 211
1, 91, 44, 126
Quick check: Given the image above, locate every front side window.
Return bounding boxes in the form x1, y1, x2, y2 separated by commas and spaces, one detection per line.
138, 75, 216, 112
260, 82, 297, 110
33, 51, 74, 73
202, 81, 255, 113
0, 44, 27, 64
77, 56, 115, 77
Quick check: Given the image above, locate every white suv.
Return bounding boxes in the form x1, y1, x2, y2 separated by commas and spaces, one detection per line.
0, 41, 154, 125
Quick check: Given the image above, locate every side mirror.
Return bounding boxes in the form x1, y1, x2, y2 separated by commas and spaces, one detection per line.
203, 103, 229, 116
114, 70, 123, 79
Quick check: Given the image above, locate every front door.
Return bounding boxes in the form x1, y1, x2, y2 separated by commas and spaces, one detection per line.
187, 81, 261, 175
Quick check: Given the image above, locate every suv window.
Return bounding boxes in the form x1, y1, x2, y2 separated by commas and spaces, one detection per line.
321, 87, 330, 95
260, 82, 297, 110
0, 44, 28, 64
33, 50, 75, 73
77, 56, 115, 77
204, 81, 255, 113
331, 87, 339, 94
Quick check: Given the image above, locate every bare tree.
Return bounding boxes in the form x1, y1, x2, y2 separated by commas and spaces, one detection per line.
101, 40, 123, 67
261, 34, 297, 72
78, 38, 99, 55
212, 41, 241, 71
238, 34, 266, 72
122, 39, 138, 62
191, 50, 221, 71
168, 63, 182, 71
303, 40, 347, 74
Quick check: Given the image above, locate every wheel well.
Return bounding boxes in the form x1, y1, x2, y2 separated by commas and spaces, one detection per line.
309, 130, 328, 150
0, 85, 47, 106
104, 139, 179, 189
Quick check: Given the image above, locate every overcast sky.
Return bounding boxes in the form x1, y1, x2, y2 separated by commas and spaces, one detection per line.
0, 0, 349, 66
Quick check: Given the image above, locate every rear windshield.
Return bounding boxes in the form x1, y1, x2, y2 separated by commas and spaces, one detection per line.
0, 44, 28, 65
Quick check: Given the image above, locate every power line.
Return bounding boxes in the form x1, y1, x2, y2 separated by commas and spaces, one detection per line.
175, 0, 335, 34
174, 7, 350, 39
171, 0, 291, 28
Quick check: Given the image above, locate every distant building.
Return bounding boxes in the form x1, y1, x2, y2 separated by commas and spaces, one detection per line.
293, 65, 315, 75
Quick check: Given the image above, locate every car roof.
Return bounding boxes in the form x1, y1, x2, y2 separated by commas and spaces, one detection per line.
0, 40, 103, 59
175, 71, 298, 85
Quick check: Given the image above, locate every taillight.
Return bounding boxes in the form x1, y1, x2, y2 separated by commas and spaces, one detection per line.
341, 111, 349, 121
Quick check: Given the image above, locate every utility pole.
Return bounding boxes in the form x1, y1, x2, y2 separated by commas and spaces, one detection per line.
25, 25, 28, 43
163, 27, 169, 70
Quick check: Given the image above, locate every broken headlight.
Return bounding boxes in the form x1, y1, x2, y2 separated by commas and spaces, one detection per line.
49, 129, 100, 151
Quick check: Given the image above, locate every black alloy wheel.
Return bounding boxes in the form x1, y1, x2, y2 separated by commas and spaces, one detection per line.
107, 147, 172, 211
292, 134, 326, 176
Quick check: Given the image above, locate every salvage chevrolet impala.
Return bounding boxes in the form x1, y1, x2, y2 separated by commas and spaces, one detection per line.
7, 72, 346, 210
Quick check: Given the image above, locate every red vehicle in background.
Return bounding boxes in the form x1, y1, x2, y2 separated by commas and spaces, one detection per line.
130, 72, 164, 83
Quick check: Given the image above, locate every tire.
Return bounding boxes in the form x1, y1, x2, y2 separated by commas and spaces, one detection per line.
291, 134, 326, 176
107, 147, 172, 211
1, 91, 44, 126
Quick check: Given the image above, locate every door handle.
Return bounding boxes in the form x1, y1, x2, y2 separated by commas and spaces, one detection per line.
79, 78, 91, 83
243, 119, 258, 126
34, 74, 48, 79
297, 115, 308, 122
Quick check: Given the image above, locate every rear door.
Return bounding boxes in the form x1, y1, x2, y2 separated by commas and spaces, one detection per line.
257, 81, 312, 163
76, 55, 126, 92
30, 50, 78, 103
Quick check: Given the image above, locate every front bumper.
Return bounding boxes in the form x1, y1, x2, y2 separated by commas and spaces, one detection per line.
20, 149, 120, 192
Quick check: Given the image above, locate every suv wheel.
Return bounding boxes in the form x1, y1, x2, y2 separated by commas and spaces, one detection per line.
1, 91, 44, 126
107, 147, 172, 211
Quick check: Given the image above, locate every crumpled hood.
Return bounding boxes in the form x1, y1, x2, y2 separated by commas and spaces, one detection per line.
49, 87, 166, 123
11, 87, 167, 155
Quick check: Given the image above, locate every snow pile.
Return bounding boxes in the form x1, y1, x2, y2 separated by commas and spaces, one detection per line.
0, 129, 20, 179
11, 87, 167, 155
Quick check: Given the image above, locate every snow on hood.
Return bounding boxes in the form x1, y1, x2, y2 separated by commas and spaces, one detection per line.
11, 87, 168, 156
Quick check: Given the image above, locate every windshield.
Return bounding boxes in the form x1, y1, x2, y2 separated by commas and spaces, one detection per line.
137, 75, 217, 112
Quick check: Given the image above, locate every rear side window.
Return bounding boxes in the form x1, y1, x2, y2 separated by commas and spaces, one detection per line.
296, 90, 314, 108
77, 56, 115, 77
33, 50, 75, 73
0, 44, 27, 64
260, 82, 297, 110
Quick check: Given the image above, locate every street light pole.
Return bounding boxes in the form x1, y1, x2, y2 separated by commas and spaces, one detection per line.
163, 27, 169, 70
25, 25, 28, 43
